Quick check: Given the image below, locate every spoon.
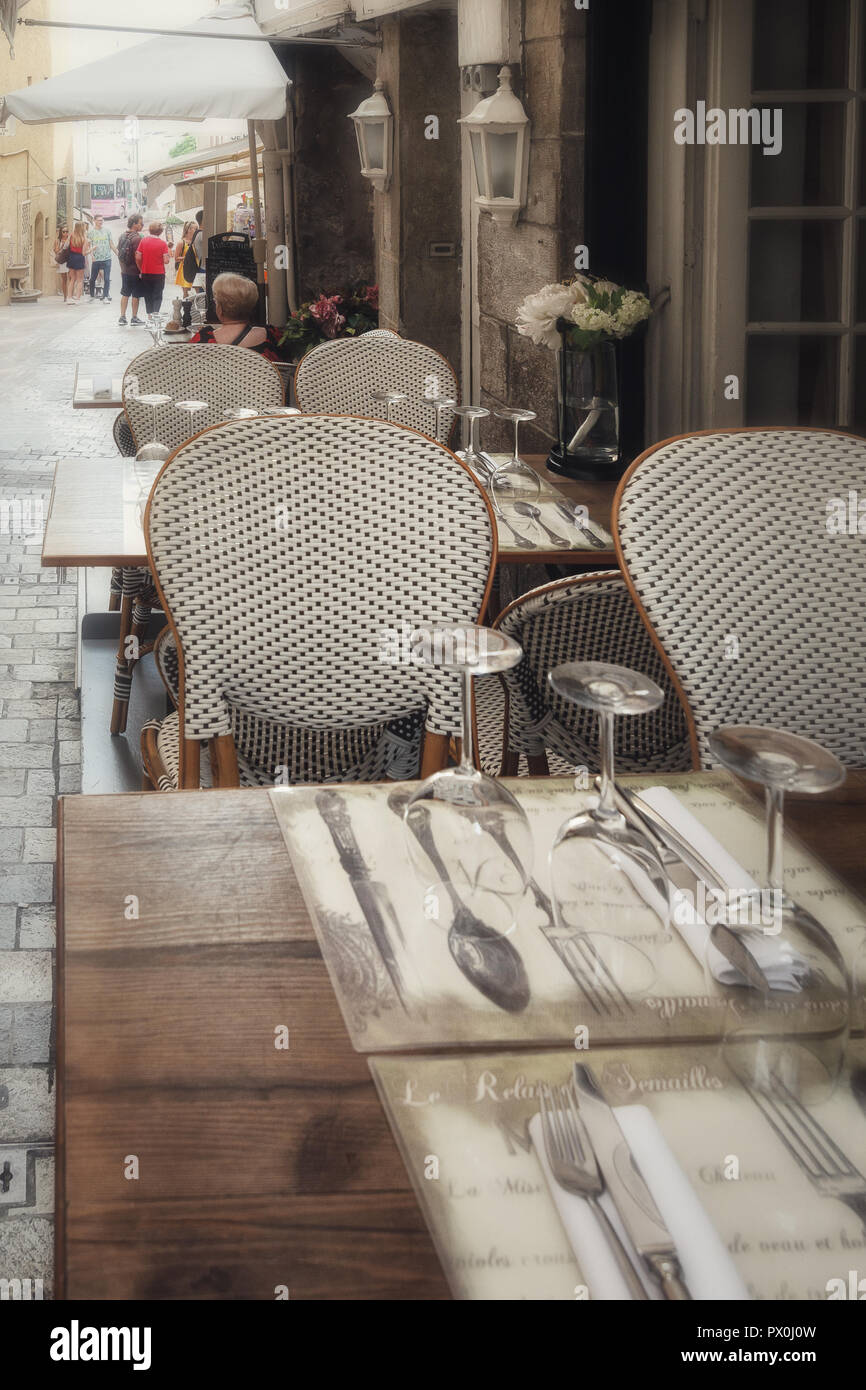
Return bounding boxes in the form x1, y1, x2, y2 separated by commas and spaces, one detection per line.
513, 501, 572, 547
387, 789, 531, 1013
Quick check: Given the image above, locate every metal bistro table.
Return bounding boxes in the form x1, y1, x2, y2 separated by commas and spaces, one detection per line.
41, 454, 619, 735
54, 771, 866, 1300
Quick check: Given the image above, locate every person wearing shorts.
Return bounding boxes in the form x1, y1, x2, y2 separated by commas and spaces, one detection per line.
53, 224, 70, 301
117, 214, 145, 325
135, 221, 172, 316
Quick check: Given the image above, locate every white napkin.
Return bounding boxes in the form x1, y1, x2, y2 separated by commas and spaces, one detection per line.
640, 786, 808, 991
528, 1112, 659, 1300
92, 375, 113, 399
531, 1104, 750, 1301
615, 1105, 750, 1300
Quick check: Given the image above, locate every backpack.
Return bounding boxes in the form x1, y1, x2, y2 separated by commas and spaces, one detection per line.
118, 231, 131, 264
182, 237, 200, 283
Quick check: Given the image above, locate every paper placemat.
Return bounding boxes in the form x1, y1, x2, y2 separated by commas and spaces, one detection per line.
370, 1040, 866, 1300
269, 772, 865, 1051
460, 452, 613, 551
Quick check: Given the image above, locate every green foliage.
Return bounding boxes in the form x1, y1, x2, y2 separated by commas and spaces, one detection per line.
169, 133, 197, 160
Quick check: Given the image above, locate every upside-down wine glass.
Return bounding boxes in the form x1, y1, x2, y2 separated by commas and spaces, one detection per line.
224, 406, 261, 420
548, 661, 672, 1009
371, 389, 408, 423
490, 407, 541, 512
401, 626, 534, 975
175, 399, 208, 435
452, 405, 490, 477
706, 725, 850, 1103
425, 393, 457, 444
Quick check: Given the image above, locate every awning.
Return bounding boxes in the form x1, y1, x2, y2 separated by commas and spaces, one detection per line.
0, 4, 288, 126
145, 135, 263, 183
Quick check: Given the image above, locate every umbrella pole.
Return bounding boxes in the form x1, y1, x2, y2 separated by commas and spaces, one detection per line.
247, 120, 266, 320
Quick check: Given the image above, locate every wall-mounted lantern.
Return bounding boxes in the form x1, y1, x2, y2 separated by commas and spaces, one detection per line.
348, 78, 394, 193
459, 65, 530, 225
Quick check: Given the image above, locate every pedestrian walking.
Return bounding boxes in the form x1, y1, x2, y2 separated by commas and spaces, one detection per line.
53, 223, 70, 301
135, 221, 172, 317
117, 214, 145, 326
66, 222, 91, 304
88, 214, 117, 303
174, 220, 198, 298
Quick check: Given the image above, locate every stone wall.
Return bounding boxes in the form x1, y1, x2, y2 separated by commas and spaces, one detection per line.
478, 1, 588, 454
375, 10, 462, 378
291, 49, 375, 302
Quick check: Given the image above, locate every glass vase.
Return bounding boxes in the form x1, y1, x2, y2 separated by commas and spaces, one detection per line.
548, 339, 623, 481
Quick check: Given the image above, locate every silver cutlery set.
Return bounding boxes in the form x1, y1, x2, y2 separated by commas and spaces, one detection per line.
539, 1065, 691, 1300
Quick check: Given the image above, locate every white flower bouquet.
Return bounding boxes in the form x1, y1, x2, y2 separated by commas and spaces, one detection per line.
516, 273, 651, 352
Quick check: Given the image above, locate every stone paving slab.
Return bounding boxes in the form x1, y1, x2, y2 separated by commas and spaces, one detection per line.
0, 295, 143, 1293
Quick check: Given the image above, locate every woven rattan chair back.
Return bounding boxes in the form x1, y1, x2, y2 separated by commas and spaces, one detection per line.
294, 333, 459, 443
145, 415, 495, 776
615, 428, 866, 768
492, 571, 691, 774
122, 344, 284, 452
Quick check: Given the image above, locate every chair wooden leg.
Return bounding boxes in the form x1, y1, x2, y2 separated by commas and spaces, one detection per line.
502, 748, 520, 776
527, 752, 552, 777
210, 734, 240, 788
420, 731, 450, 777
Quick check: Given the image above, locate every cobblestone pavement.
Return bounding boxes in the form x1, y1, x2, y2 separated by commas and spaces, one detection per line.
0, 290, 146, 1297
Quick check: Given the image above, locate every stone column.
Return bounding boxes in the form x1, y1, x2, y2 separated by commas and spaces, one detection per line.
477, 1, 588, 455
375, 10, 462, 378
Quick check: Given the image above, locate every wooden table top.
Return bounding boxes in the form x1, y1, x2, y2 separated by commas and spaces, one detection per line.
55, 771, 866, 1300
41, 453, 617, 571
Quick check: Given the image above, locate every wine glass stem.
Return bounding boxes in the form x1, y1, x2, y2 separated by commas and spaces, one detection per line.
512, 418, 520, 465
765, 786, 785, 893
596, 709, 617, 819
459, 670, 475, 772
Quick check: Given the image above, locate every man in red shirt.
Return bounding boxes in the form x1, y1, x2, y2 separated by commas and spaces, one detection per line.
134, 221, 172, 316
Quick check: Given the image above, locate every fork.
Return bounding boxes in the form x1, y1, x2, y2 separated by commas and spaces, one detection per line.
538, 1081, 648, 1299
545, 932, 636, 1018
746, 1071, 866, 1233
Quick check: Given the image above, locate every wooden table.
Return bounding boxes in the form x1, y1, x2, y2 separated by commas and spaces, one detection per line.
55, 772, 866, 1300
42, 455, 617, 572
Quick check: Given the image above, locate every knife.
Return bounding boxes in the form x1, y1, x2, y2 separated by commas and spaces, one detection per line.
605, 780, 770, 994
315, 790, 412, 1013
574, 1064, 691, 1299
554, 501, 610, 547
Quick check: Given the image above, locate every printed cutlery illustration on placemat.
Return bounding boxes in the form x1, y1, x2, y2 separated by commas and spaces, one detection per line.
269, 774, 866, 1052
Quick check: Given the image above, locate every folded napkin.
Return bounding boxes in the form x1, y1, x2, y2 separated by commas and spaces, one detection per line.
615, 1105, 750, 1300
92, 375, 113, 399
530, 1104, 750, 1301
639, 786, 808, 992
528, 1112, 659, 1300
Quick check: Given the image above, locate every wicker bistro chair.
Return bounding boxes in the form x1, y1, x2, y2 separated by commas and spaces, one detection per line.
108, 344, 286, 734
475, 571, 692, 777
294, 332, 459, 445
614, 428, 866, 769
140, 414, 497, 790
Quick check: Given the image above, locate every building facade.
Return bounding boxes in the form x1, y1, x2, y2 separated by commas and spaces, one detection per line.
0, 0, 75, 306
258, 0, 866, 458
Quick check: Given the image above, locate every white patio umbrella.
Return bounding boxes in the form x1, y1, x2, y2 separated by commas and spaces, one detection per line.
0, 4, 288, 125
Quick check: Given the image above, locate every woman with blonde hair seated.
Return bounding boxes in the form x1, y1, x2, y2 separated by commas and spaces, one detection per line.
188, 272, 286, 361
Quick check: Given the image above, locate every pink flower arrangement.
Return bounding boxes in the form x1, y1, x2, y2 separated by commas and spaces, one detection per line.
309, 293, 347, 339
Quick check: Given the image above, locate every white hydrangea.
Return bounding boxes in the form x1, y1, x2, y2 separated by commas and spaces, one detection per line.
613, 290, 652, 335
516, 281, 578, 350
571, 303, 617, 336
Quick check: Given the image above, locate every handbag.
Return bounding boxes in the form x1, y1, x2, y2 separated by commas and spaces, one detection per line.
55, 243, 69, 266
182, 239, 200, 283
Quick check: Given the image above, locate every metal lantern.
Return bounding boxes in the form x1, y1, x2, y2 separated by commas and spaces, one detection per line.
348, 78, 394, 193
459, 66, 530, 225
